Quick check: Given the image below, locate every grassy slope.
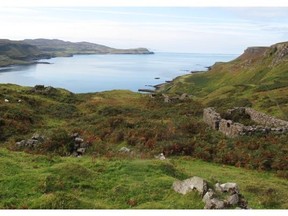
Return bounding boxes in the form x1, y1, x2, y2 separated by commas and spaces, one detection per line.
0, 148, 287, 209
0, 83, 287, 209
0, 40, 44, 67
160, 44, 288, 120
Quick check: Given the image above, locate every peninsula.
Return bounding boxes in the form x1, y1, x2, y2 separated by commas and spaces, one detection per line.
0, 38, 153, 67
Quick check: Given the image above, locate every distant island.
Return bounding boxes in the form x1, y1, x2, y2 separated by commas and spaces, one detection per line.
0, 38, 154, 67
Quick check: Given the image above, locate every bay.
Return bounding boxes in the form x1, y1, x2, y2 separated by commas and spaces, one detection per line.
0, 52, 238, 93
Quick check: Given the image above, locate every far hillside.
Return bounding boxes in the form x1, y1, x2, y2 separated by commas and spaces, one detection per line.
160, 41, 288, 120
0, 38, 153, 67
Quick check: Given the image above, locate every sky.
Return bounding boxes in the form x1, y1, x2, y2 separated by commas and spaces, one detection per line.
0, 1, 288, 54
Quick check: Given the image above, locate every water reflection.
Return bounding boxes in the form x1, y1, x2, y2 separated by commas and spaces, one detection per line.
0, 64, 37, 73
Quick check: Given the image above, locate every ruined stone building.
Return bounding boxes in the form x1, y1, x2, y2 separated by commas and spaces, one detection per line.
203, 107, 288, 137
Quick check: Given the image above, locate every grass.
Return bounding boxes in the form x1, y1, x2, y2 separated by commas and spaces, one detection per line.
0, 148, 287, 209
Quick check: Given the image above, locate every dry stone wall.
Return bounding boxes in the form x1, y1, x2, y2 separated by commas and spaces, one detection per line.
203, 107, 288, 137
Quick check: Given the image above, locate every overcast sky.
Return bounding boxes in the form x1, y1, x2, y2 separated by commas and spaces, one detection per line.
0, 6, 288, 54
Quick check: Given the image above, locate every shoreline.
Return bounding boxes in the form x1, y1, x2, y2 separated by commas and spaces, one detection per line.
138, 69, 208, 94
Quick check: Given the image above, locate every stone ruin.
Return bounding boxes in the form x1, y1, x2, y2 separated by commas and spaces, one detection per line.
203, 107, 288, 137
16, 132, 89, 157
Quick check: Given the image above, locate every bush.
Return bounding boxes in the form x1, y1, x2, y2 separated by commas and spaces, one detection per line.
41, 129, 74, 155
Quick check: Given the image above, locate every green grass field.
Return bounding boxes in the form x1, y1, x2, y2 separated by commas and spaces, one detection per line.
0, 148, 287, 209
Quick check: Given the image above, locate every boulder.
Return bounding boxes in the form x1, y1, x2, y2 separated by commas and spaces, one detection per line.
227, 194, 239, 206
26, 139, 38, 147
202, 189, 215, 203
155, 153, 166, 160
80, 142, 89, 148
32, 133, 45, 142
220, 182, 239, 194
16, 140, 26, 147
75, 137, 84, 144
119, 147, 131, 153
215, 183, 223, 192
179, 93, 189, 100
76, 148, 86, 154
72, 133, 79, 138
172, 176, 208, 196
204, 198, 225, 209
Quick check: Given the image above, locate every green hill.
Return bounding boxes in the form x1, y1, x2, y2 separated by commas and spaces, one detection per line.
0, 39, 48, 67
23, 38, 154, 57
159, 41, 288, 120
0, 38, 153, 67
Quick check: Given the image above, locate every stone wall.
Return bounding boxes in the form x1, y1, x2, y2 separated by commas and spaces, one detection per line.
219, 119, 244, 138
203, 107, 288, 137
245, 108, 288, 128
203, 107, 221, 130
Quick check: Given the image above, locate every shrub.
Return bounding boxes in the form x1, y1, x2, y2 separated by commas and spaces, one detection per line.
41, 129, 74, 155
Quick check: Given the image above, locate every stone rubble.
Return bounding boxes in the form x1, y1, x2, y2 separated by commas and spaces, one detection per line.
16, 133, 45, 148
173, 176, 249, 209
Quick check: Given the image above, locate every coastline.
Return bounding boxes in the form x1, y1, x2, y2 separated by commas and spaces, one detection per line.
138, 70, 208, 93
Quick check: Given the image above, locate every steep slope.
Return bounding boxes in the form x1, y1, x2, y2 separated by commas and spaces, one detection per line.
23, 39, 154, 57
160, 41, 288, 119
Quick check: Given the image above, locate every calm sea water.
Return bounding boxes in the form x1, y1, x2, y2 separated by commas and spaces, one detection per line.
0, 53, 238, 93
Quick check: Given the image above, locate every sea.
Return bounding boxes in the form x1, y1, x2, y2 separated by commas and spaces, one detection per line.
0, 52, 238, 93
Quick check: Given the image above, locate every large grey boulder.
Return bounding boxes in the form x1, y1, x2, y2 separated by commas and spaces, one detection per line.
172, 176, 208, 196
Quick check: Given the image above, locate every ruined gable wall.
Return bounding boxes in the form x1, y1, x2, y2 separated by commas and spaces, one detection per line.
203, 108, 221, 130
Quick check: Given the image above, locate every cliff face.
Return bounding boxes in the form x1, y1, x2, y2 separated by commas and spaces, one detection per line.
268, 42, 288, 66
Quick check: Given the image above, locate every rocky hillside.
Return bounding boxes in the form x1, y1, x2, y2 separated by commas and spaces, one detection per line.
23, 39, 154, 57
159, 41, 288, 120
